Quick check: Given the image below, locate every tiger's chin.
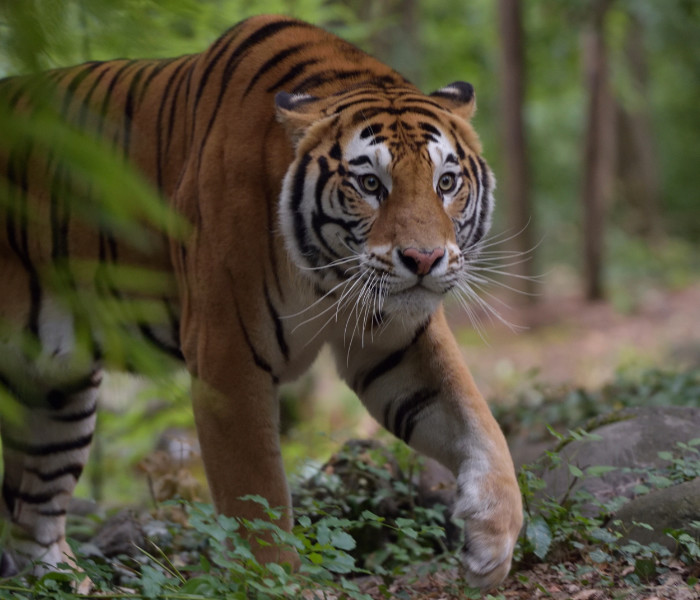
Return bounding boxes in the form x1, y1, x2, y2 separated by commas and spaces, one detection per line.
381, 286, 443, 322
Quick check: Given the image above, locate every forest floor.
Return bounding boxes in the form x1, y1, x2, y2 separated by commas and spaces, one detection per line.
451, 281, 700, 401
54, 282, 700, 600
371, 281, 700, 599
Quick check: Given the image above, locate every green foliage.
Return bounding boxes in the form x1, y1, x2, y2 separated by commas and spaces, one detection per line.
494, 366, 700, 441
0, 454, 467, 599
516, 426, 700, 588
292, 440, 453, 576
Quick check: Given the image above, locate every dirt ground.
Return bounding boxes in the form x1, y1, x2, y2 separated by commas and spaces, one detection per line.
450, 282, 700, 402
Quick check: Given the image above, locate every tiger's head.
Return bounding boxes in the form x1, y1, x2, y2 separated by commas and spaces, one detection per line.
276, 82, 494, 323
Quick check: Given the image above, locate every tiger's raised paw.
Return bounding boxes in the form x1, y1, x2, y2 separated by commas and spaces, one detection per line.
454, 474, 523, 590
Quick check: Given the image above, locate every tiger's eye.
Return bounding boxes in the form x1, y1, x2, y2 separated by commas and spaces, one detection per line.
360, 174, 381, 194
438, 173, 457, 193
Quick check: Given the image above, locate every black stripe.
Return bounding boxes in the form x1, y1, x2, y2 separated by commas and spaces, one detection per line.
472, 157, 491, 245
310, 160, 357, 259
330, 97, 383, 115
59, 62, 102, 115
165, 299, 182, 353
139, 324, 185, 361
122, 62, 150, 157
350, 104, 441, 125
290, 152, 319, 266
291, 69, 371, 95
235, 302, 279, 384
138, 58, 175, 104
26, 464, 83, 482
418, 121, 440, 136
76, 63, 111, 128
355, 318, 431, 394
195, 20, 313, 170
395, 388, 439, 443
2, 486, 62, 505
244, 43, 310, 97
330, 142, 342, 161
97, 61, 136, 137
266, 58, 320, 93
383, 387, 439, 442
38, 508, 68, 517
51, 401, 98, 423
0, 373, 23, 404
46, 372, 100, 410
2, 433, 94, 457
262, 120, 285, 302
265, 284, 289, 362
165, 56, 197, 160
360, 124, 383, 139
2, 482, 16, 514
349, 156, 371, 167
155, 57, 191, 189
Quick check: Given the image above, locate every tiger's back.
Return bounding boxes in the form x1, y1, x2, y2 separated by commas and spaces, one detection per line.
0, 15, 521, 590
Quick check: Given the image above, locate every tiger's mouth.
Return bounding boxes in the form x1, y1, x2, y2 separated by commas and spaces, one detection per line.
380, 283, 444, 319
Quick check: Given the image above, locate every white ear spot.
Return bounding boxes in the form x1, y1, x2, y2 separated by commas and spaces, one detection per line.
429, 81, 476, 121
430, 81, 474, 104
274, 91, 318, 112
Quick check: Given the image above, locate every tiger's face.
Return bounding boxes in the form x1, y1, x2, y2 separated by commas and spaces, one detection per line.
277, 82, 494, 322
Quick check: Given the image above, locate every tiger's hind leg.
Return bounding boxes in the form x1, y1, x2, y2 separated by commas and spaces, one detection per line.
0, 370, 99, 577
0, 301, 100, 577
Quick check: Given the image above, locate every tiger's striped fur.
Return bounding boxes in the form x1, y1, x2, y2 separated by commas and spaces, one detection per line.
0, 15, 522, 589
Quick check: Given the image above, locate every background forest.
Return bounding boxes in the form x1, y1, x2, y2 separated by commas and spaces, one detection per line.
0, 1, 699, 598
2, 0, 699, 301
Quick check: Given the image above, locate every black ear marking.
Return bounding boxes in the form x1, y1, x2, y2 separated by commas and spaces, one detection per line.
430, 81, 474, 104
429, 81, 476, 121
274, 91, 318, 112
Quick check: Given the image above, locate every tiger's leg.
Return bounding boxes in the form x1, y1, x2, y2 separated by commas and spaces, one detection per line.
334, 307, 522, 590
178, 272, 298, 566
0, 290, 99, 576
190, 375, 296, 563
0, 372, 99, 576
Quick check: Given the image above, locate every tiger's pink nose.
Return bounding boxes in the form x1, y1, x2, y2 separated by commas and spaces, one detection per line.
399, 247, 445, 276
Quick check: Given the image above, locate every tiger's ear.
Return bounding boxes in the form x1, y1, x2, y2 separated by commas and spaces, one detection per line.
429, 81, 476, 122
275, 91, 323, 145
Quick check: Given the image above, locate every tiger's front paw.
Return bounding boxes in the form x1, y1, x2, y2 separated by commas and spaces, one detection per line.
454, 470, 523, 590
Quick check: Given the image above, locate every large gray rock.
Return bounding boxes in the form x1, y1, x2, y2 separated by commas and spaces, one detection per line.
613, 478, 700, 550
540, 406, 700, 509
536, 406, 700, 549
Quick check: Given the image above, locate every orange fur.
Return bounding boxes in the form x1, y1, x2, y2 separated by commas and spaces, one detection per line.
0, 15, 521, 589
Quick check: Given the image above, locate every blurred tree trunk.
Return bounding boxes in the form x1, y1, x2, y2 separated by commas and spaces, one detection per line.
497, 0, 536, 299
615, 17, 661, 241
581, 0, 616, 301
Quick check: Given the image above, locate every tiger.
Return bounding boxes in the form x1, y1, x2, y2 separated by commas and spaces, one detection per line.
0, 14, 522, 589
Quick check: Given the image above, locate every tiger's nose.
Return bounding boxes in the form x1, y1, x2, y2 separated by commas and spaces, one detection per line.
399, 247, 445, 276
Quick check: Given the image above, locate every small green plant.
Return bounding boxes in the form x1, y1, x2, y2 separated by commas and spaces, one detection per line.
516, 426, 700, 590
0, 442, 465, 599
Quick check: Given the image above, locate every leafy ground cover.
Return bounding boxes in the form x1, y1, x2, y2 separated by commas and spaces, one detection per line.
1, 285, 700, 599
1, 367, 699, 599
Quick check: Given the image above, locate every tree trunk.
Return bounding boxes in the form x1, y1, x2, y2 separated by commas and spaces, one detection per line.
497, 0, 536, 300
581, 0, 616, 301
616, 17, 661, 241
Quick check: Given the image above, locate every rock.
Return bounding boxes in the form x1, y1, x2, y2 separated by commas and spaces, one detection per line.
91, 510, 145, 557
416, 457, 456, 509
539, 406, 700, 510
533, 406, 700, 550
613, 478, 700, 551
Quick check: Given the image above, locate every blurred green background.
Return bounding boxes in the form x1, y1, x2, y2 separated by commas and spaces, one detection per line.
1, 0, 699, 505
